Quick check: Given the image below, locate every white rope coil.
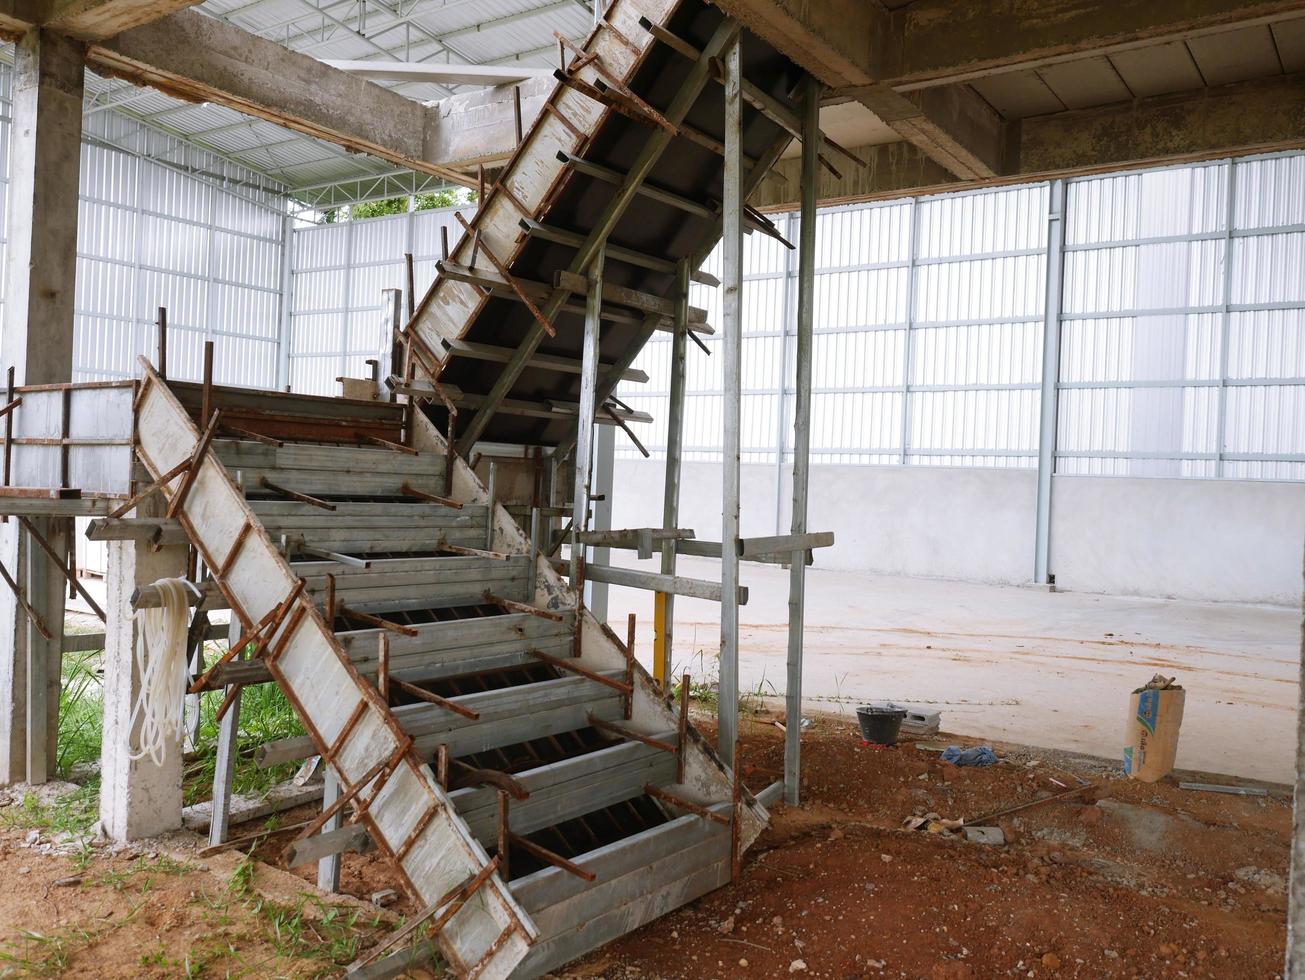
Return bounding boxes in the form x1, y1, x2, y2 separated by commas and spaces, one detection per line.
127, 578, 195, 766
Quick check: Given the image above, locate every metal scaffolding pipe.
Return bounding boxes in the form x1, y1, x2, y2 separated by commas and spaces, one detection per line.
718, 36, 743, 769
655, 258, 691, 686
785, 76, 821, 806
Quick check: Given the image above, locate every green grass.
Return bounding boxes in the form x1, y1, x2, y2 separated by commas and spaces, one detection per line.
211, 859, 384, 977
0, 925, 94, 976
3, 638, 308, 837
183, 658, 305, 806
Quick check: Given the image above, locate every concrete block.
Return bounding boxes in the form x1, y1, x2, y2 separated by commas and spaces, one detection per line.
963, 825, 1005, 845
900, 705, 941, 736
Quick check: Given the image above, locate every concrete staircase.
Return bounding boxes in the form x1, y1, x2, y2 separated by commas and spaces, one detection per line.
134, 368, 764, 978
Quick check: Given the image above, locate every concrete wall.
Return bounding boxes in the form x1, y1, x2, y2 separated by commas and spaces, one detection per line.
1050, 476, 1305, 606
611, 459, 1305, 606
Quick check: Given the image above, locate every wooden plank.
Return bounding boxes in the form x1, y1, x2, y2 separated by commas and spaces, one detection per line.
519, 850, 728, 974
444, 340, 650, 384
556, 150, 713, 218
552, 269, 709, 322
285, 822, 372, 868
135, 362, 536, 976
520, 218, 718, 286
510, 803, 731, 913
452, 741, 675, 845
258, 675, 625, 767
552, 560, 747, 603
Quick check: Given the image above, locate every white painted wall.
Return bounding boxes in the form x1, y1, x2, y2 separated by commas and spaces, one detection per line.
1050, 476, 1305, 606
611, 460, 1305, 606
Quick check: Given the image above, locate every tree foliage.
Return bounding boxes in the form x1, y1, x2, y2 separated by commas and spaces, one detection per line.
317, 186, 476, 224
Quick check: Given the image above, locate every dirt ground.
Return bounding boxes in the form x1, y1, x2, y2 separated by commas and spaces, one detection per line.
0, 819, 397, 977
569, 709, 1290, 980
0, 710, 1290, 979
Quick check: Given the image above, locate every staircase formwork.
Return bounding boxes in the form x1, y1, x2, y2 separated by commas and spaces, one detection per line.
123, 0, 826, 975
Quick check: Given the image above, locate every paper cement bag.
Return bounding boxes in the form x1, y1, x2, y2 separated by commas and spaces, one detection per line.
1123, 674, 1185, 783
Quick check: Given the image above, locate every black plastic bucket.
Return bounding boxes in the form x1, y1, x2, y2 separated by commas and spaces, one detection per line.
856, 704, 907, 746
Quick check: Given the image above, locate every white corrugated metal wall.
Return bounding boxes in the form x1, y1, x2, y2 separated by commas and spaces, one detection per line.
74, 113, 288, 388
287, 206, 465, 394
0, 66, 291, 570
284, 153, 1305, 483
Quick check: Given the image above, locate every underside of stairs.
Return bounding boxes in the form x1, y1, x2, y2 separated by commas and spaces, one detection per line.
133, 372, 768, 979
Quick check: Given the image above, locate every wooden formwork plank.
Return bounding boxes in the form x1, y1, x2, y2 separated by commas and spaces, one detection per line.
509, 805, 730, 913
404, 0, 679, 372
452, 743, 677, 845
133, 362, 536, 979
256, 674, 625, 768
212, 615, 575, 689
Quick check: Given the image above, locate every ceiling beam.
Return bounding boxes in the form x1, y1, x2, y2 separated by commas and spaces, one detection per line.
85, 9, 476, 186
749, 70, 1305, 210
41, 0, 201, 40
710, 0, 1010, 179
323, 59, 554, 87
885, 0, 1305, 90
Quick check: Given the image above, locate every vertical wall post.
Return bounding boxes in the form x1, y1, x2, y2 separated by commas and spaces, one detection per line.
23, 518, 63, 784
0, 29, 85, 785
276, 210, 295, 392
654, 259, 691, 686
1214, 160, 1238, 478
785, 77, 820, 807
572, 246, 605, 587
898, 198, 921, 464
381, 287, 403, 388
1033, 179, 1067, 584
718, 36, 744, 769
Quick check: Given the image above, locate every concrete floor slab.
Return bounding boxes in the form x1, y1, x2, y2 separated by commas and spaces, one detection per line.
605, 556, 1300, 784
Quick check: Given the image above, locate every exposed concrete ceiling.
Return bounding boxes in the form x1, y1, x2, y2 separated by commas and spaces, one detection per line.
780, 101, 896, 160
15, 0, 1305, 209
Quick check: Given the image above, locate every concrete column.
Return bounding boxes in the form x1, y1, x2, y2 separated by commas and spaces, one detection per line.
98, 497, 188, 841
0, 29, 86, 786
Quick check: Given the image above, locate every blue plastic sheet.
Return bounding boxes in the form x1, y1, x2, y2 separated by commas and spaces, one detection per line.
940, 745, 998, 767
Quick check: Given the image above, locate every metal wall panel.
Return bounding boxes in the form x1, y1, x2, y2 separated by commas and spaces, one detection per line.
287, 155, 1305, 483
0, 64, 290, 570
288, 205, 469, 395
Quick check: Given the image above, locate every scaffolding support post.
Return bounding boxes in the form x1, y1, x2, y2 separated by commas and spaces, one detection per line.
718, 36, 743, 769
317, 768, 342, 892
571, 246, 605, 587
654, 258, 691, 687
785, 76, 820, 807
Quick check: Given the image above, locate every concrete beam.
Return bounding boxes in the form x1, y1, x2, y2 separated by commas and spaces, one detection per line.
1019, 71, 1305, 175
43, 0, 202, 41
887, 0, 1305, 90
85, 10, 471, 184
713, 0, 1009, 178
425, 76, 549, 169
750, 71, 1305, 210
